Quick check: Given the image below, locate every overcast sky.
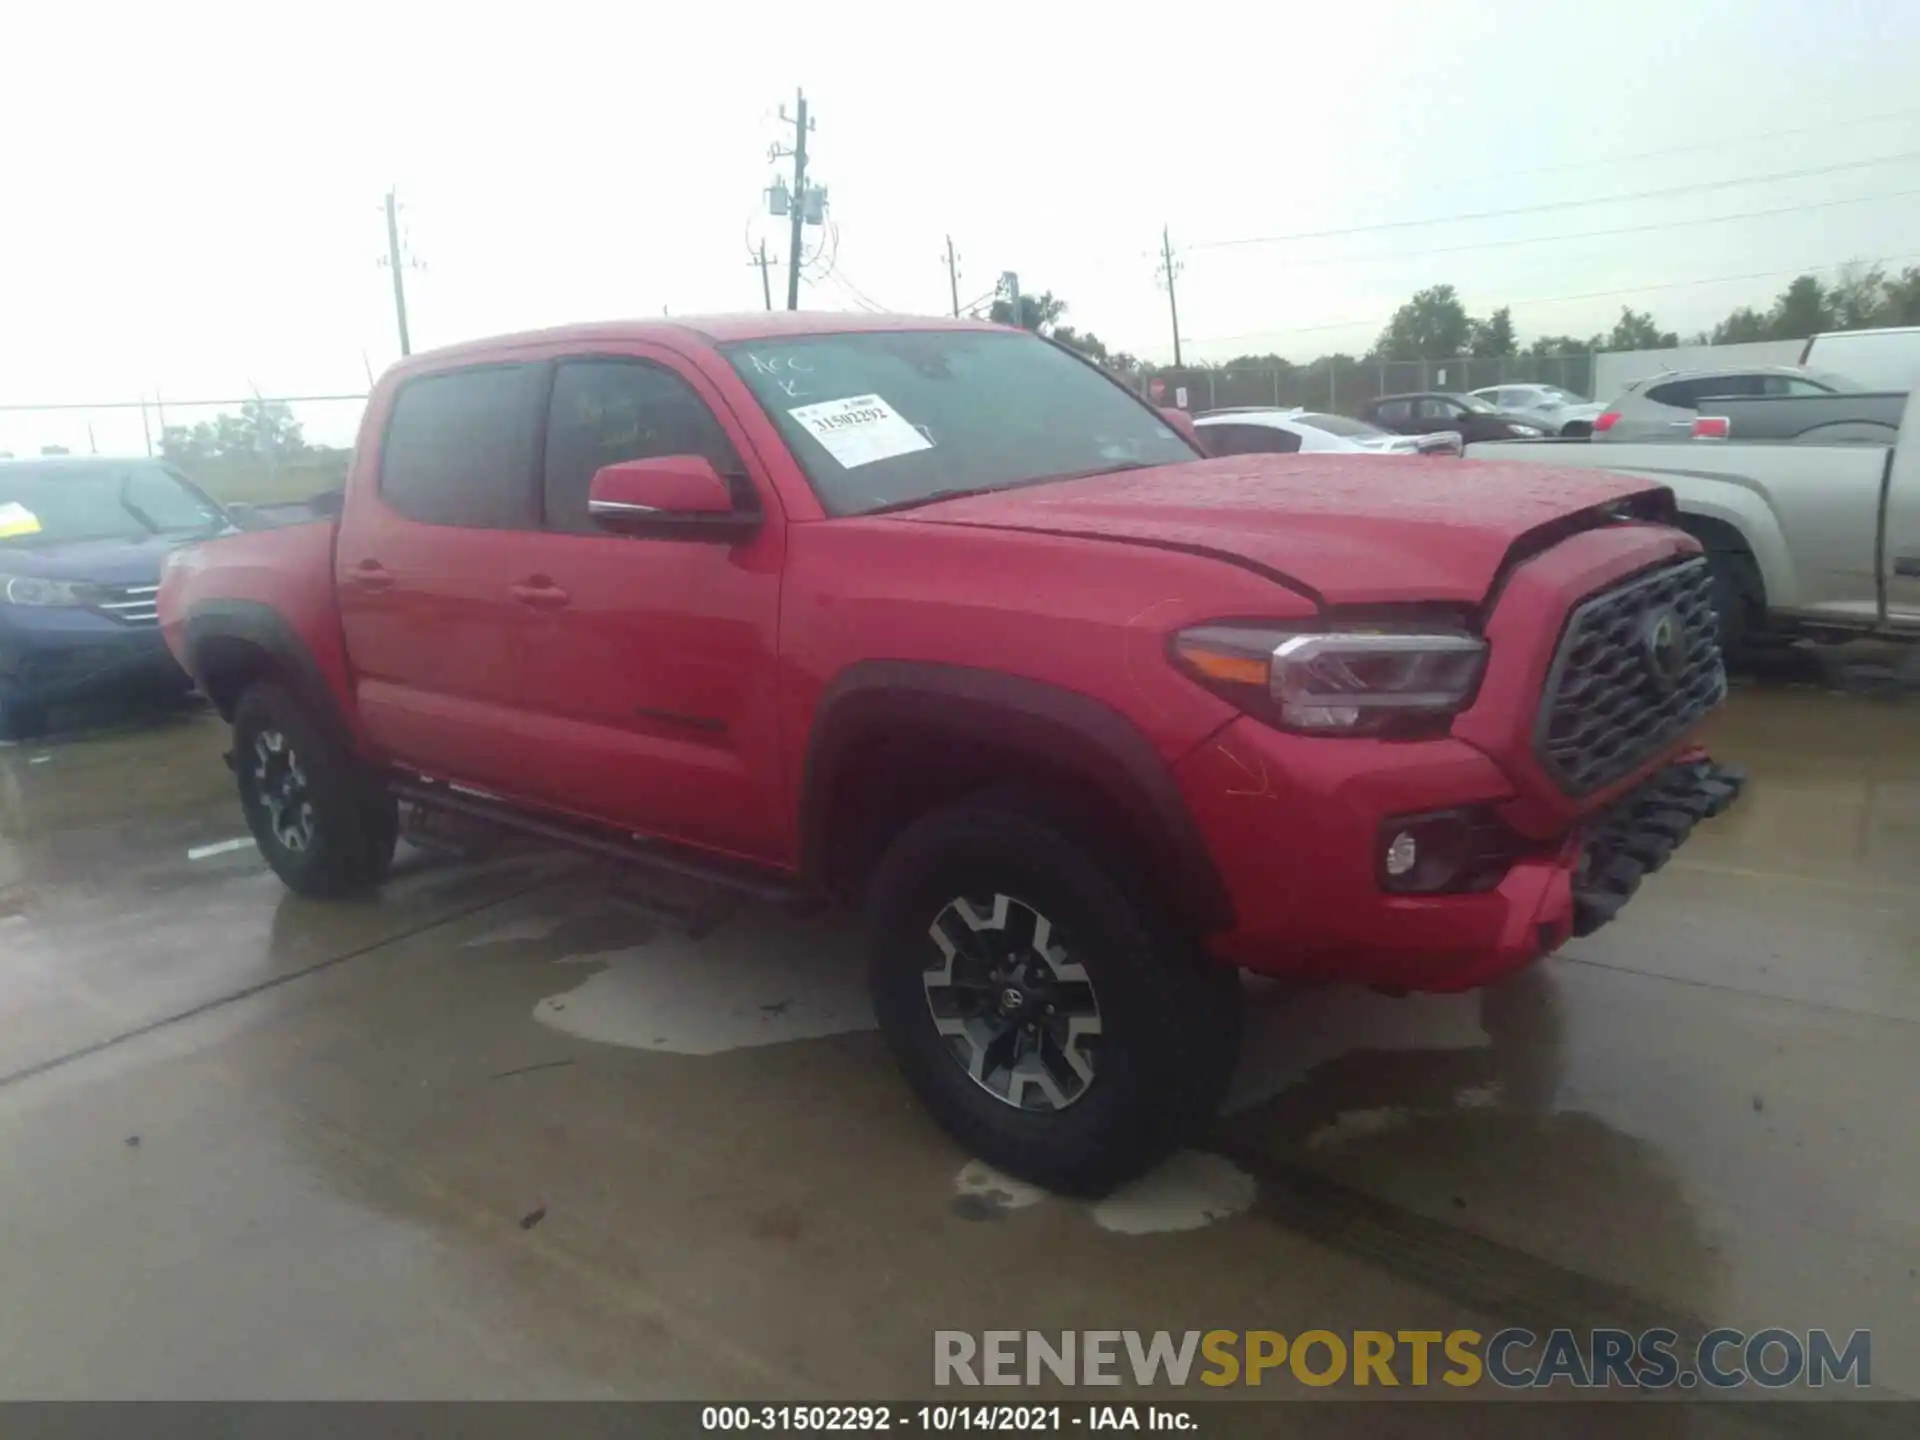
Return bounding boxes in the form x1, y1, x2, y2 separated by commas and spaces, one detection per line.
5, 0, 1920, 451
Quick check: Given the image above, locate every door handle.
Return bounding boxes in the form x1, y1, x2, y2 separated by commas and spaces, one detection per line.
510, 577, 571, 610
349, 560, 395, 591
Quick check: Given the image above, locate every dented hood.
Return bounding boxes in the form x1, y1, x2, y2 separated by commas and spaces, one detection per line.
890, 454, 1666, 605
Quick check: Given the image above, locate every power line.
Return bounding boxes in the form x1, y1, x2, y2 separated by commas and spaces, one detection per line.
1185, 151, 1920, 251
1268, 188, 1920, 271
1409, 105, 1920, 189
830, 268, 891, 312
1179, 251, 1920, 349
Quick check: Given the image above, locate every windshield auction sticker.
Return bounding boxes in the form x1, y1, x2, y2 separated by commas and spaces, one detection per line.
0, 502, 43, 538
788, 394, 933, 469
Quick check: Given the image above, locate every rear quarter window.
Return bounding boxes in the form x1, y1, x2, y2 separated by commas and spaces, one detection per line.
380, 364, 548, 528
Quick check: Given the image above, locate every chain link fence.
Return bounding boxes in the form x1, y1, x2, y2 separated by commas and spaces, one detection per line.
0, 395, 365, 506
1133, 352, 1599, 415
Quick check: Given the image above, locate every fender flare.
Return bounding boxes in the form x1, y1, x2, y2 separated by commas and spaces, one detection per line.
798, 661, 1233, 933
181, 600, 356, 751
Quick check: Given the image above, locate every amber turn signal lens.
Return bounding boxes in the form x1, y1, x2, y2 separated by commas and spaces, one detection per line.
1173, 641, 1270, 688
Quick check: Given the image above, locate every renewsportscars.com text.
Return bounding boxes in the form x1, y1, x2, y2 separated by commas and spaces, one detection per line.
934, 1328, 1871, 1390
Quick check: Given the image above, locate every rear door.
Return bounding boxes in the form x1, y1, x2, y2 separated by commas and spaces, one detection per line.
505, 350, 789, 862
1414, 396, 1471, 438
335, 362, 546, 790
1370, 398, 1416, 434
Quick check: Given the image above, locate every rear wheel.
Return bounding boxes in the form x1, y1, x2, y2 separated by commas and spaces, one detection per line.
866, 795, 1242, 1195
233, 682, 396, 898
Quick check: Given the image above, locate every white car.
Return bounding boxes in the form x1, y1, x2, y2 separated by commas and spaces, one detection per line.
1194, 408, 1463, 457
1469, 384, 1607, 437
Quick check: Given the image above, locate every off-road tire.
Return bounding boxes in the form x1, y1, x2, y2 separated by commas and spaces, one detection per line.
233, 681, 397, 898
866, 794, 1243, 1196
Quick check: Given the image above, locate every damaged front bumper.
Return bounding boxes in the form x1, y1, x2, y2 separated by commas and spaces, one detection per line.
1570, 750, 1746, 937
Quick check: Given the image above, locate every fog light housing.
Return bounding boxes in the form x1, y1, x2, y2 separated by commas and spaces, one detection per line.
1378, 808, 1524, 894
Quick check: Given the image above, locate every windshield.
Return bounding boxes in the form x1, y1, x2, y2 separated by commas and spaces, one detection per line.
720, 330, 1197, 516
0, 461, 228, 546
1293, 412, 1386, 438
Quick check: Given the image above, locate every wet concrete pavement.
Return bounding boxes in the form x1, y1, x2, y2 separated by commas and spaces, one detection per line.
0, 679, 1915, 1418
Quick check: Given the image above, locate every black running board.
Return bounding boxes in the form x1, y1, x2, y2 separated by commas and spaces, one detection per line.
390, 777, 815, 909
1571, 758, 1746, 938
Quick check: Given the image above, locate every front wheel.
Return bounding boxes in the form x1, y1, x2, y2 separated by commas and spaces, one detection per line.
866, 797, 1242, 1196
233, 682, 397, 898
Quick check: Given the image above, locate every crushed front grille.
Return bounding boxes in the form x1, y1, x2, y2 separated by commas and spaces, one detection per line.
1535, 557, 1726, 796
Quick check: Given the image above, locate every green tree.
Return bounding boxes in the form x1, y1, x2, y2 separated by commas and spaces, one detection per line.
1372, 285, 1473, 361
1709, 307, 1770, 344
1880, 267, 1920, 326
1469, 306, 1516, 358
1524, 334, 1599, 360
1766, 274, 1834, 340
160, 398, 309, 465
1826, 264, 1889, 330
1606, 307, 1678, 351
988, 289, 1067, 333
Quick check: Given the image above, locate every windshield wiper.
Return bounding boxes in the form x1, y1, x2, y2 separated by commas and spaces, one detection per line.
116, 479, 162, 535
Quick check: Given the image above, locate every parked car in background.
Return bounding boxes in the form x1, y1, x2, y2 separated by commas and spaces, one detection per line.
1800, 326, 1920, 392
0, 457, 233, 739
1359, 393, 1547, 444
1194, 408, 1461, 457
1468, 383, 1606, 438
1466, 387, 1920, 653
1592, 366, 1858, 443
1686, 390, 1906, 445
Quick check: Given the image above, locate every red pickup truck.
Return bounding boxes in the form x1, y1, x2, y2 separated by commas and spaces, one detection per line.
158, 313, 1743, 1192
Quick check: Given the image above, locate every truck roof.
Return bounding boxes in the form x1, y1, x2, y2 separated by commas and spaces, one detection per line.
400, 311, 1004, 371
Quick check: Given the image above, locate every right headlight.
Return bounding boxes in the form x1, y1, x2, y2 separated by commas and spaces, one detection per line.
1172, 625, 1488, 736
1, 573, 87, 607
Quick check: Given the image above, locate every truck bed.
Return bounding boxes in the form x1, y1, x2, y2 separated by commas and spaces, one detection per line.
1688, 390, 1906, 444
1462, 434, 1892, 627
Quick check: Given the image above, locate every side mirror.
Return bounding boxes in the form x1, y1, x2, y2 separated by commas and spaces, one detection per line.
587, 456, 760, 540
1158, 405, 1201, 448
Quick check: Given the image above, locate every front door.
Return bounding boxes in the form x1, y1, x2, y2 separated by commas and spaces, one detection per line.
335, 361, 547, 793
506, 352, 788, 864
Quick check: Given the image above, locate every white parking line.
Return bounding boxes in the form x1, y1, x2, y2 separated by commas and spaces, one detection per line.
186, 837, 256, 861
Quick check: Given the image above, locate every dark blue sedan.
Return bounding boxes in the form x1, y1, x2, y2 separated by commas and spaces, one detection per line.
0, 457, 235, 740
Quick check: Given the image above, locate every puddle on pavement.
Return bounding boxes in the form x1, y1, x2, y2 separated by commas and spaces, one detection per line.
532, 909, 872, 1056
952, 1152, 1258, 1235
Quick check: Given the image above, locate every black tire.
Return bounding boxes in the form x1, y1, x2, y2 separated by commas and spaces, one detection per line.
0, 687, 48, 743
233, 681, 397, 898
1703, 547, 1764, 659
865, 794, 1242, 1196
1559, 421, 1593, 439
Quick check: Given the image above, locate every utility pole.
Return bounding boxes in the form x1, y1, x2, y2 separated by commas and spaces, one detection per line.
749, 240, 776, 311
944, 236, 961, 317
780, 91, 811, 310
1157, 224, 1184, 369
383, 188, 412, 357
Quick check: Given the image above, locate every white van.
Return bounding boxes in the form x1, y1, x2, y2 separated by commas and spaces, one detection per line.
1800, 327, 1920, 392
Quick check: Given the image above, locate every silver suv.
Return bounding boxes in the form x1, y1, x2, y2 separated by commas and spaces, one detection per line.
1593, 366, 1858, 443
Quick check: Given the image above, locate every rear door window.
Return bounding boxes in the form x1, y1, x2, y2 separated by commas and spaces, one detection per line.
1373, 399, 1413, 424
380, 365, 547, 528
